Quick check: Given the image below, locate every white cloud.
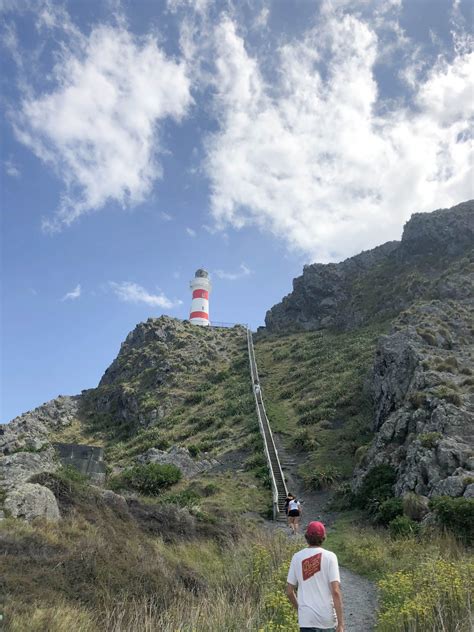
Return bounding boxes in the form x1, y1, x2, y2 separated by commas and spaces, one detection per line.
186, 227, 197, 237
109, 281, 182, 308
14, 21, 192, 231
4, 159, 20, 177
61, 284, 81, 301
204, 13, 474, 262
160, 211, 173, 221
214, 263, 251, 280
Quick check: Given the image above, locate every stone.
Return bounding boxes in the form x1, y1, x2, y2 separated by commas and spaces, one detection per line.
0, 448, 58, 491
4, 483, 60, 521
137, 446, 219, 478
431, 475, 466, 497
463, 484, 474, 498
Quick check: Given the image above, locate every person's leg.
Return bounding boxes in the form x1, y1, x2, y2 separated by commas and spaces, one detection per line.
294, 515, 300, 533
289, 516, 296, 534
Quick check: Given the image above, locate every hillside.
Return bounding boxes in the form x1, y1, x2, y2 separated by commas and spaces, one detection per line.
1, 200, 473, 631
258, 201, 474, 503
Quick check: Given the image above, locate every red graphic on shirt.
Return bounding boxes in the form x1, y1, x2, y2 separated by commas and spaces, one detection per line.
302, 553, 322, 580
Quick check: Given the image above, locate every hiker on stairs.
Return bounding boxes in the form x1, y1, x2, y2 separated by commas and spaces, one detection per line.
287, 494, 302, 534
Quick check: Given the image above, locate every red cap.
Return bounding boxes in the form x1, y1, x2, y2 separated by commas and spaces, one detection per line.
306, 521, 326, 538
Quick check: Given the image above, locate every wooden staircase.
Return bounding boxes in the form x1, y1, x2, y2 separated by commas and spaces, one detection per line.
247, 329, 288, 521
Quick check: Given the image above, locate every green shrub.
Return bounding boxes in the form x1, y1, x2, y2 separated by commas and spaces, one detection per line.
355, 464, 396, 511
431, 386, 462, 406
389, 515, 420, 538
429, 496, 474, 543
110, 463, 182, 495
375, 498, 404, 526
409, 391, 427, 409
419, 432, 442, 449
302, 466, 341, 490
187, 444, 200, 457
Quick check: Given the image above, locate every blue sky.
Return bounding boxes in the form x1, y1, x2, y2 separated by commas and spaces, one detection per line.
1, 0, 473, 422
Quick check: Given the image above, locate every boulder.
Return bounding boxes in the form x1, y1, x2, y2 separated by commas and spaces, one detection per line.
137, 446, 219, 478
0, 448, 58, 491
4, 483, 60, 521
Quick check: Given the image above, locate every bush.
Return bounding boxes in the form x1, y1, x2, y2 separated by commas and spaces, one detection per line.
374, 498, 404, 526
419, 432, 442, 449
111, 463, 182, 495
429, 496, 474, 543
302, 466, 340, 490
431, 385, 462, 406
187, 444, 200, 457
389, 515, 420, 538
355, 464, 396, 511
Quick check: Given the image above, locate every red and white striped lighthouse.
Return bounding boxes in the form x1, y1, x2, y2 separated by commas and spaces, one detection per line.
189, 268, 211, 326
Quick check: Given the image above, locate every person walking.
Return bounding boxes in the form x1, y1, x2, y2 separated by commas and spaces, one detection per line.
287, 495, 302, 534
286, 521, 344, 632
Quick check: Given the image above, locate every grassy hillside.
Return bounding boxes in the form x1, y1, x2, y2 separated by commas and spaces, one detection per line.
254, 323, 388, 485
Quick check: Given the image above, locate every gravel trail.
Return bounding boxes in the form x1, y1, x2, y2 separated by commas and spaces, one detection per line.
270, 437, 379, 632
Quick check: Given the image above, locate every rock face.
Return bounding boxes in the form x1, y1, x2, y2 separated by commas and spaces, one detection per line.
265, 200, 473, 332
4, 483, 60, 521
137, 446, 219, 478
0, 395, 80, 455
353, 299, 474, 498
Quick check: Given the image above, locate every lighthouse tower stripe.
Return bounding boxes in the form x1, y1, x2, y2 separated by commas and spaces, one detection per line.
192, 289, 209, 300
190, 311, 208, 320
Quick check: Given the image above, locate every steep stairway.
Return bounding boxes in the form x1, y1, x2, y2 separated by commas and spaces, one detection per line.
247, 329, 288, 521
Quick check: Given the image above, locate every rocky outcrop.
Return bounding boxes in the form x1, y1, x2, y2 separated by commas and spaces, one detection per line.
354, 299, 474, 498
265, 200, 473, 332
137, 446, 219, 478
0, 448, 59, 491
4, 483, 60, 521
0, 395, 80, 455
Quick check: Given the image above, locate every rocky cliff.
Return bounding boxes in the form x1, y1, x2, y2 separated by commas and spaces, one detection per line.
353, 298, 474, 498
264, 200, 473, 499
265, 200, 474, 332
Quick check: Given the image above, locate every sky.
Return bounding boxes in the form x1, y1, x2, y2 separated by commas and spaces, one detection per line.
1, 0, 473, 422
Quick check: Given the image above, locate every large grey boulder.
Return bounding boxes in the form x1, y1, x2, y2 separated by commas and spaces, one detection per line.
137, 446, 218, 478
0, 448, 58, 491
4, 483, 60, 521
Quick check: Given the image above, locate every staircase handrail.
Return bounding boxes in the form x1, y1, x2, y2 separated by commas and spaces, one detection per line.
246, 328, 287, 519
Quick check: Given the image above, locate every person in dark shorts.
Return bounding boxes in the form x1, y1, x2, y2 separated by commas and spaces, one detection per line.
287, 495, 302, 534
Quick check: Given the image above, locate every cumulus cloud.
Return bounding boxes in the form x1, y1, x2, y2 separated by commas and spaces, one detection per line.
205, 12, 473, 261
186, 227, 197, 237
214, 263, 251, 280
61, 284, 81, 301
14, 21, 192, 231
109, 281, 182, 308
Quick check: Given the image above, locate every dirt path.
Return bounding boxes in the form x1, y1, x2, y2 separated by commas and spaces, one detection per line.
270, 436, 379, 632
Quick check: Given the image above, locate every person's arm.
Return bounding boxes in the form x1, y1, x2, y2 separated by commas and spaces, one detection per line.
286, 583, 298, 610
330, 581, 344, 632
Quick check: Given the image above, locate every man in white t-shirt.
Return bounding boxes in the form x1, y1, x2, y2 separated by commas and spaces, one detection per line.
286, 521, 344, 632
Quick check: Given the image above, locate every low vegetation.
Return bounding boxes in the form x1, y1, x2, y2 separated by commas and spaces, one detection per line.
330, 515, 473, 632
254, 324, 387, 483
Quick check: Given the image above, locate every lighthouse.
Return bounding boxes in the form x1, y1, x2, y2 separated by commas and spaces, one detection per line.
189, 268, 212, 326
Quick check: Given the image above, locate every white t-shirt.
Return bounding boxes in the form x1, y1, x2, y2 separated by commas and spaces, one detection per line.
287, 547, 340, 629
288, 499, 300, 512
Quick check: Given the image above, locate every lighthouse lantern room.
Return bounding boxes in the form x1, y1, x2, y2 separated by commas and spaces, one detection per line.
189, 268, 211, 326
